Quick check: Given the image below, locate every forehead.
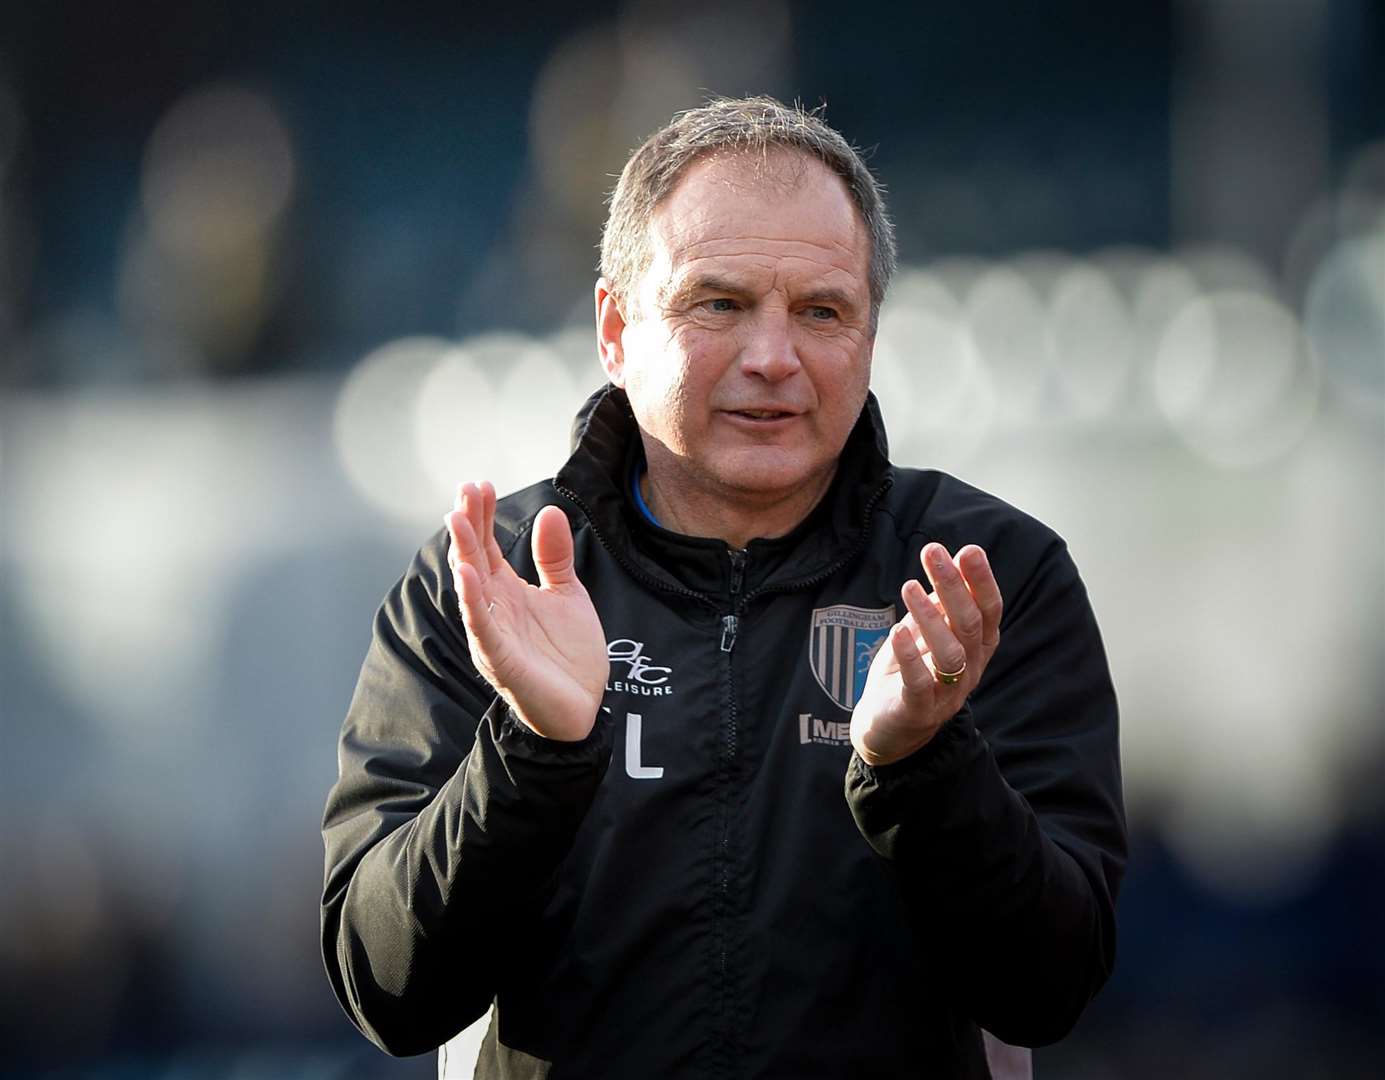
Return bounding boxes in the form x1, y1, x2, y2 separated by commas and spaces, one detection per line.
642, 150, 869, 294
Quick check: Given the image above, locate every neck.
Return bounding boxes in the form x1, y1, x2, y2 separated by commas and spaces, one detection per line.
640, 462, 836, 549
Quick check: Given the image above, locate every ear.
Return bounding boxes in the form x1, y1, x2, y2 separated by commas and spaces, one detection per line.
595, 278, 629, 387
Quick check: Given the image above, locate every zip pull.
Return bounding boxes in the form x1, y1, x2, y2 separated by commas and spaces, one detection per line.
728, 548, 747, 597
720, 614, 739, 653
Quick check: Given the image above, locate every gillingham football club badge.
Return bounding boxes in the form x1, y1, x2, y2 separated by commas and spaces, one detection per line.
809, 604, 895, 711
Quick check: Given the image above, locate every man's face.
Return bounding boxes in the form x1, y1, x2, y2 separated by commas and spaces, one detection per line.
599, 151, 874, 510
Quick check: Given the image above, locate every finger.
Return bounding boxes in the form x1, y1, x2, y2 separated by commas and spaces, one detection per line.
890, 621, 936, 700
921, 543, 983, 649
957, 545, 1002, 649
445, 508, 489, 591
457, 562, 503, 655
480, 481, 506, 574
462, 483, 497, 587
447, 486, 465, 577
444, 507, 463, 569
902, 579, 967, 682
462, 482, 488, 571
532, 505, 578, 588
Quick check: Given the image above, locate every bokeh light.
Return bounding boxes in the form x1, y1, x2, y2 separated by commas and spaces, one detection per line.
964, 266, 1049, 421
1177, 244, 1279, 299
334, 336, 453, 525
121, 84, 297, 368
1338, 139, 1385, 237
339, 331, 602, 528
414, 330, 591, 500
1153, 291, 1321, 468
529, 25, 635, 229
873, 288, 995, 470
414, 341, 502, 496
1305, 230, 1385, 412
1047, 263, 1135, 418
7, 391, 239, 735
141, 85, 295, 260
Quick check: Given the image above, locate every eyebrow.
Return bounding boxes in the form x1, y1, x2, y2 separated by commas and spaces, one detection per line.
659, 274, 752, 310
660, 275, 862, 315
797, 287, 860, 314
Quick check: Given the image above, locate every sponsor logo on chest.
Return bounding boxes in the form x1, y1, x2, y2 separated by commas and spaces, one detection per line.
605, 638, 674, 696
798, 713, 852, 747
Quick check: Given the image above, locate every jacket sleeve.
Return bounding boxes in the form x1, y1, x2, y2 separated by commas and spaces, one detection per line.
845, 536, 1126, 1048
320, 534, 614, 1057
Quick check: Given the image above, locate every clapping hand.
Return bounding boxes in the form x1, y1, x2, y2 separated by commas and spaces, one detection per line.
444, 482, 609, 741
850, 543, 1003, 766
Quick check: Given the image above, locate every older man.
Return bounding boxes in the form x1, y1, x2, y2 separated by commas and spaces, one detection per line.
322, 97, 1126, 1079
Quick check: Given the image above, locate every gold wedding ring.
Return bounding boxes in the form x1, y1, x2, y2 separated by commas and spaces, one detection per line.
934, 659, 966, 686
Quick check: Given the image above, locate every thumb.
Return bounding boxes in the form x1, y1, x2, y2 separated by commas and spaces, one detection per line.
532, 505, 578, 588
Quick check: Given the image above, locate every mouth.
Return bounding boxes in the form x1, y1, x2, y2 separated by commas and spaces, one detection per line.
725, 408, 797, 422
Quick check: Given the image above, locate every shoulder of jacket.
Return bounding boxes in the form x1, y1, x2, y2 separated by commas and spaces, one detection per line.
880, 466, 1067, 565
492, 480, 547, 551
493, 479, 596, 559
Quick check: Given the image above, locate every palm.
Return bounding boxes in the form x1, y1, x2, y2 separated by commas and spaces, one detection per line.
851, 649, 928, 762
472, 560, 608, 738
446, 483, 608, 742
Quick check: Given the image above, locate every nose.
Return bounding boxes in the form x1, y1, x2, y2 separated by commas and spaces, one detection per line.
738, 308, 801, 381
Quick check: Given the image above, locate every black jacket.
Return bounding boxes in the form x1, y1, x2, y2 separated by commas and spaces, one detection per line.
321, 386, 1127, 1078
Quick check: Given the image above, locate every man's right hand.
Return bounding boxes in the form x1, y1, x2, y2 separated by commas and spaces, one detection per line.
445, 481, 609, 741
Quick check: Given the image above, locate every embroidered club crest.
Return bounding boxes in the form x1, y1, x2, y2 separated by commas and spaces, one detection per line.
809, 604, 895, 711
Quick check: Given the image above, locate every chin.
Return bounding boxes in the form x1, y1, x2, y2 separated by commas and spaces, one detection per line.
708, 454, 824, 496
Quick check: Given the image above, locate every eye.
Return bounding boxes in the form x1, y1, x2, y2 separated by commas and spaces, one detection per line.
807, 305, 838, 321
702, 297, 740, 314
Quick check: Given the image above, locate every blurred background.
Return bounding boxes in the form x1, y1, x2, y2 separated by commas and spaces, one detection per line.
1, 0, 1381, 1076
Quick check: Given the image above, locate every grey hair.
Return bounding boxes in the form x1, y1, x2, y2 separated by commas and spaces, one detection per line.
600, 95, 897, 329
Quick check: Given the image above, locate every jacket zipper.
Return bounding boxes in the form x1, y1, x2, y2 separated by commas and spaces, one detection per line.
720, 548, 745, 652
717, 545, 747, 1070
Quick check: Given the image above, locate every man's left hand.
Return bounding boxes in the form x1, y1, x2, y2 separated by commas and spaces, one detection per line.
850, 543, 1003, 767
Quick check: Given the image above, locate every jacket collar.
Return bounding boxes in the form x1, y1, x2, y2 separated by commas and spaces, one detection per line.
554, 384, 892, 599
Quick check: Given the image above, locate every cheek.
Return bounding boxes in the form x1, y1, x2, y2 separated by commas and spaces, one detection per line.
845, 361, 872, 413
625, 330, 706, 410
815, 349, 871, 436
626, 356, 678, 408
624, 361, 693, 445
